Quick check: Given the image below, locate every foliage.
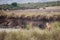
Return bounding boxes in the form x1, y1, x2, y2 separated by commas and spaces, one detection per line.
11, 2, 17, 7
0, 1, 60, 10
25, 24, 30, 30
51, 22, 60, 29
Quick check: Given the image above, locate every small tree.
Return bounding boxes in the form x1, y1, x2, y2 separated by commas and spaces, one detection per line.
11, 2, 17, 7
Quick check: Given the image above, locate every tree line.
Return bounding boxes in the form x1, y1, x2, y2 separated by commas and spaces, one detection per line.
0, 1, 60, 10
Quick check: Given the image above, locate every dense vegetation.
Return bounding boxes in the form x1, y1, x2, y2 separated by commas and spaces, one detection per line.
0, 11, 60, 28
0, 1, 60, 10
0, 12, 60, 40
0, 1, 60, 39
0, 26, 60, 40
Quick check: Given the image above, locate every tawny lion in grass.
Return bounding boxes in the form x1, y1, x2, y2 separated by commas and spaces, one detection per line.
46, 22, 51, 31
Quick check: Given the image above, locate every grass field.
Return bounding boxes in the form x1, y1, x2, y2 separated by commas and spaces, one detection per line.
0, 6, 60, 40
0, 26, 60, 40
1, 6, 60, 17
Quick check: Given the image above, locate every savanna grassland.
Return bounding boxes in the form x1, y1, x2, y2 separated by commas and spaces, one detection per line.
0, 6, 60, 40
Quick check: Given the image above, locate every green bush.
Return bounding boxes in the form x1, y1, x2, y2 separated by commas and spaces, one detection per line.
52, 22, 60, 28
25, 24, 30, 30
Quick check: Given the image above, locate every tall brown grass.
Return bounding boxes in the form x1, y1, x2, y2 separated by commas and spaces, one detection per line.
0, 27, 59, 40
0, 11, 60, 40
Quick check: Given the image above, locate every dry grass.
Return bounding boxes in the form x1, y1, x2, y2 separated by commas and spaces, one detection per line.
1, 10, 60, 17
0, 27, 60, 40
0, 11, 60, 21
0, 10, 60, 40
0, 22, 60, 40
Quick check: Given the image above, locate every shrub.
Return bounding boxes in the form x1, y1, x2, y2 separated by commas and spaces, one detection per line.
51, 22, 60, 28
25, 24, 30, 30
